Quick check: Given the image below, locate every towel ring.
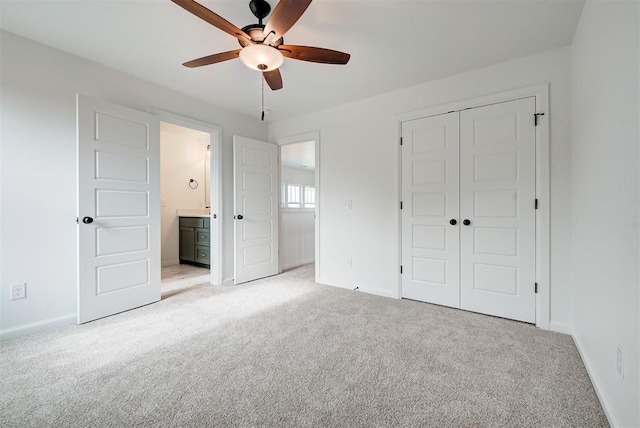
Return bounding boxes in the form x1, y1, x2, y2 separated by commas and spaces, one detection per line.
189, 178, 199, 189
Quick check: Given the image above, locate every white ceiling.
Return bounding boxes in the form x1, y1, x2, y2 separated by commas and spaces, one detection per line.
0, 0, 584, 123
281, 140, 315, 170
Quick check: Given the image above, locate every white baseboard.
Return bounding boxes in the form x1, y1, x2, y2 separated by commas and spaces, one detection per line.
282, 259, 315, 271
572, 333, 621, 427
549, 321, 572, 335
315, 280, 397, 299
359, 286, 397, 299
162, 260, 180, 267
0, 313, 76, 341
222, 277, 234, 285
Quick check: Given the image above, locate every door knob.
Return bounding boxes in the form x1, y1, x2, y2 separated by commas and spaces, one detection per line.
449, 219, 457, 225
236, 215, 244, 220
463, 219, 471, 226
82, 216, 94, 224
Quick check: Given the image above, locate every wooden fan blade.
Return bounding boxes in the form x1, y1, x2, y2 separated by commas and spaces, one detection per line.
172, 0, 251, 41
263, 0, 312, 39
183, 50, 241, 68
263, 69, 283, 90
279, 45, 350, 65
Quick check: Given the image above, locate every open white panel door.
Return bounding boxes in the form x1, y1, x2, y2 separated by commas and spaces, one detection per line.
77, 94, 160, 324
233, 136, 279, 284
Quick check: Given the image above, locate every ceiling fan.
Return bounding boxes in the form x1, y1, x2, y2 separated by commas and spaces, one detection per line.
172, 0, 351, 91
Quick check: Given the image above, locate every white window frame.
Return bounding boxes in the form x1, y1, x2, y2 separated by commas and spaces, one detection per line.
303, 185, 316, 208
281, 182, 315, 212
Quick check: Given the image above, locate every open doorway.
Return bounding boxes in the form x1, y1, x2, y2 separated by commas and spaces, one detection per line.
152, 110, 223, 295
160, 122, 211, 294
279, 134, 319, 278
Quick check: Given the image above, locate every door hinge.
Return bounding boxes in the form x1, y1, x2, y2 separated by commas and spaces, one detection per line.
400, 265, 403, 274
535, 199, 539, 210
534, 112, 545, 126
400, 137, 403, 146
535, 282, 538, 293
400, 201, 403, 210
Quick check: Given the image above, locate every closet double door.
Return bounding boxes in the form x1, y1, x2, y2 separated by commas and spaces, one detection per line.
401, 97, 536, 323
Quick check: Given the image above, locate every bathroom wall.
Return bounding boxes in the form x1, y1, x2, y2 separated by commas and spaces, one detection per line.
160, 122, 210, 266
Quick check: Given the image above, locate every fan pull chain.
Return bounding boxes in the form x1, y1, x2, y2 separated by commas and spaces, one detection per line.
261, 76, 265, 122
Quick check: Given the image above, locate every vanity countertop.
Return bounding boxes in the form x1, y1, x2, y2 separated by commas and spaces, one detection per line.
176, 209, 210, 217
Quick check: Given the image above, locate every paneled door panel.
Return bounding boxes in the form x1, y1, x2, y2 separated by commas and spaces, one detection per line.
401, 112, 460, 307
77, 94, 160, 324
459, 97, 536, 323
233, 136, 279, 284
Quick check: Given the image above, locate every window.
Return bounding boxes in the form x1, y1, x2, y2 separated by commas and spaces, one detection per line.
286, 184, 301, 208
304, 186, 315, 208
281, 183, 316, 209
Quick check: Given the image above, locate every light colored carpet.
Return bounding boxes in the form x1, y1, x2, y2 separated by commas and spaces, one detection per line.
1, 264, 607, 427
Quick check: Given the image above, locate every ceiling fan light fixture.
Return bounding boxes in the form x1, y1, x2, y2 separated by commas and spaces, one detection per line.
239, 44, 284, 71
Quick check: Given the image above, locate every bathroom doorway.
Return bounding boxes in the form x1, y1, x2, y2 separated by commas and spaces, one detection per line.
153, 110, 223, 290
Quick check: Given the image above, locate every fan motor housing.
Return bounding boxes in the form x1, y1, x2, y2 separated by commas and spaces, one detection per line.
239, 24, 283, 47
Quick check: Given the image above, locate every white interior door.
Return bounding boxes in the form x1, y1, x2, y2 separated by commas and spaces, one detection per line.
459, 97, 536, 323
401, 97, 536, 323
401, 112, 460, 308
233, 136, 279, 284
77, 94, 161, 324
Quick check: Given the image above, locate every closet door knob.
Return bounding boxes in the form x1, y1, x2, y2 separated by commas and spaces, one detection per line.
82, 216, 94, 224
463, 219, 471, 226
236, 215, 244, 220
449, 219, 457, 225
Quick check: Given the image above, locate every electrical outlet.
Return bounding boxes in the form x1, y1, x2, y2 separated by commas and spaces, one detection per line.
344, 199, 352, 210
347, 257, 352, 267
616, 344, 625, 379
10, 283, 26, 300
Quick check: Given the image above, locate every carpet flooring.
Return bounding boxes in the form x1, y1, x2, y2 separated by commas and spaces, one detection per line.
1, 264, 607, 427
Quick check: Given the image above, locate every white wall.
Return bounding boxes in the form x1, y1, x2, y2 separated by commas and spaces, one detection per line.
281, 210, 315, 270
571, 2, 639, 426
160, 123, 210, 266
281, 166, 315, 270
0, 31, 267, 336
269, 47, 573, 316
282, 166, 315, 187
